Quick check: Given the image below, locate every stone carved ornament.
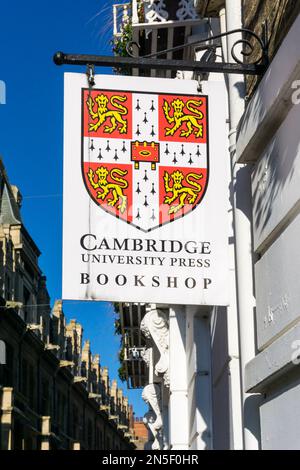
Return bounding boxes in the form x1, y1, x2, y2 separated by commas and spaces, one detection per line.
141, 347, 151, 367
143, 410, 156, 450
144, 0, 169, 23
176, 0, 198, 20
144, 0, 198, 23
142, 384, 163, 450
140, 308, 169, 386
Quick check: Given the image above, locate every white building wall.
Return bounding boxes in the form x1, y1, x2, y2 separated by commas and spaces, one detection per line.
237, 11, 300, 450
260, 371, 300, 450
185, 308, 213, 450
169, 306, 189, 450
210, 307, 231, 449
193, 313, 213, 450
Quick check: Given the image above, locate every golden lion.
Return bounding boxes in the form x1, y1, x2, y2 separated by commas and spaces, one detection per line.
164, 170, 203, 214
163, 98, 204, 138
86, 93, 128, 134
87, 166, 128, 213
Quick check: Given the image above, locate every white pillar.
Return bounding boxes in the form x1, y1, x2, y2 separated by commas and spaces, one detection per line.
132, 0, 139, 24
217, 5, 244, 451
193, 311, 213, 450
225, 0, 260, 449
219, 8, 228, 62
169, 306, 189, 450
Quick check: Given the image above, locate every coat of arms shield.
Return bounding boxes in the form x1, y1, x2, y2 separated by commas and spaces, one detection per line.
82, 88, 209, 232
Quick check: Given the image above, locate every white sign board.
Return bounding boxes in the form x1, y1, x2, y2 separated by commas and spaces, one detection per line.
63, 73, 229, 306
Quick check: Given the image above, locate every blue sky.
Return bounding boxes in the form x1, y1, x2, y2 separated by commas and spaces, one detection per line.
0, 0, 146, 416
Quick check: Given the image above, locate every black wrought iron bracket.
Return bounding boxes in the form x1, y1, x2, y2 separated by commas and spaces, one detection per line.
53, 26, 269, 76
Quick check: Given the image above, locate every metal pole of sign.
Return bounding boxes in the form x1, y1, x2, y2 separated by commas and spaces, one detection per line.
225, 0, 261, 450
53, 51, 266, 76
219, 6, 244, 451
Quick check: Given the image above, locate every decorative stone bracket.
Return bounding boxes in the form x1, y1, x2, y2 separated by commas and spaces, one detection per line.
140, 307, 169, 386
142, 383, 163, 450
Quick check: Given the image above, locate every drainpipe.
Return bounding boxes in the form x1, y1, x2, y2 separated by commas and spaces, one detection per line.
219, 8, 227, 62
224, 0, 260, 450
217, 5, 244, 450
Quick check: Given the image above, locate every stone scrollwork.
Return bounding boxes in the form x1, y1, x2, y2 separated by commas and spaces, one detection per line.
142, 384, 163, 450
144, 0, 169, 23
176, 0, 198, 20
144, 0, 198, 23
140, 308, 169, 386
141, 347, 151, 367
162, 369, 169, 387
142, 410, 156, 450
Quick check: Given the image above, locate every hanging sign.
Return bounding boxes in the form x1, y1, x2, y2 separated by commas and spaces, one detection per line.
63, 73, 229, 305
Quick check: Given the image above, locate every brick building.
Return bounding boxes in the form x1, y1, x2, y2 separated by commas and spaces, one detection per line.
133, 417, 148, 451
0, 160, 135, 450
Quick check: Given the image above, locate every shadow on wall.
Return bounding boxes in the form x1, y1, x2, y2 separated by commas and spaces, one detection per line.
252, 101, 300, 242
244, 393, 262, 448
236, 61, 300, 247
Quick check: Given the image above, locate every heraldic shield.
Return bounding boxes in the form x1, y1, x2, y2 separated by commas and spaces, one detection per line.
82, 88, 209, 232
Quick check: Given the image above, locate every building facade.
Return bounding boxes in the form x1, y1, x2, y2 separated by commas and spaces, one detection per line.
133, 417, 148, 450
0, 161, 135, 450
112, 0, 300, 450
238, 0, 300, 450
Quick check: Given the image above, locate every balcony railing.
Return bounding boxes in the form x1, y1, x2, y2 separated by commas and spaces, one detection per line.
113, 1, 202, 77
113, 2, 132, 38
114, 0, 199, 33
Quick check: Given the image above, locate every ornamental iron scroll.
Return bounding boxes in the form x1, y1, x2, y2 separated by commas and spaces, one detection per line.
54, 22, 269, 76
125, 23, 269, 74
